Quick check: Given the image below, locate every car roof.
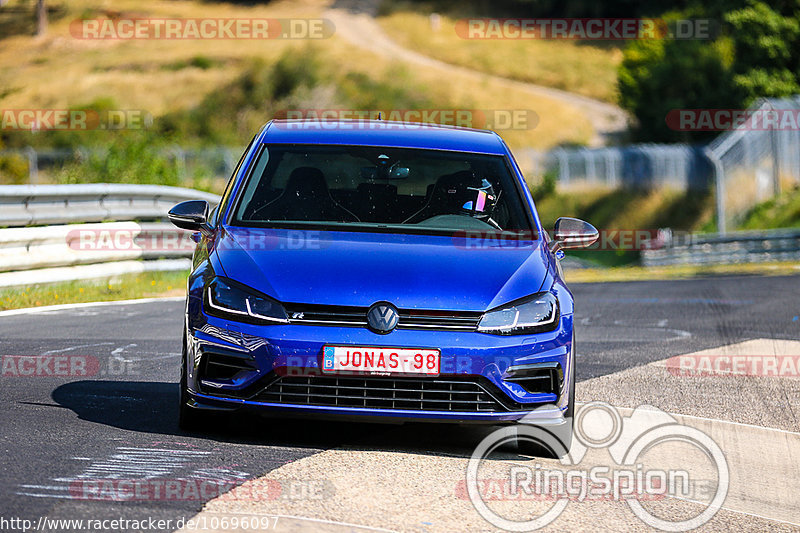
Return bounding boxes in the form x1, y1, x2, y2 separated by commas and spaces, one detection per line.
257, 120, 509, 155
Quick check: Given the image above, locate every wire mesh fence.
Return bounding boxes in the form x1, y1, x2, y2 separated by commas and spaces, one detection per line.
3, 95, 800, 236
706, 96, 800, 233
516, 144, 713, 190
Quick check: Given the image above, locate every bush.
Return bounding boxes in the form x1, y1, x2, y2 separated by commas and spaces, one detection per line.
158, 46, 326, 144
618, 30, 742, 143
531, 169, 557, 199
57, 133, 180, 186
159, 45, 434, 145
0, 152, 30, 184
725, 2, 800, 101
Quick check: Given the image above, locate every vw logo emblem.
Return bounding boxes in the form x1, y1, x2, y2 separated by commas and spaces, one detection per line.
366, 302, 399, 334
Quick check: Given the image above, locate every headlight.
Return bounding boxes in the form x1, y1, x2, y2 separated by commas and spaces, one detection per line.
477, 292, 559, 335
205, 277, 288, 324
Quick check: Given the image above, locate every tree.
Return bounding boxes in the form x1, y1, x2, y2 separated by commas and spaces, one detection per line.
617, 2, 800, 142
725, 1, 800, 102
618, 36, 742, 142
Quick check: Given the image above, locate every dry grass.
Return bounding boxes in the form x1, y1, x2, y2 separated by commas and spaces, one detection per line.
321, 42, 593, 149
0, 0, 315, 114
0, 0, 592, 150
378, 11, 622, 104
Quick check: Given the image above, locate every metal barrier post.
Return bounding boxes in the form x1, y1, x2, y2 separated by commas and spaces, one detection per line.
24, 146, 38, 184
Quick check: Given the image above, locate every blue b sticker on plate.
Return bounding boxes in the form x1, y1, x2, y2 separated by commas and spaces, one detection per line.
323, 346, 335, 369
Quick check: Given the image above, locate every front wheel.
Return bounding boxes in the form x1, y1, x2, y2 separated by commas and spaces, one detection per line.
515, 333, 576, 458
178, 333, 205, 431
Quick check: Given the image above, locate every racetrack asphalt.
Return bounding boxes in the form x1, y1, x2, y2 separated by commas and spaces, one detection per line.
0, 274, 798, 531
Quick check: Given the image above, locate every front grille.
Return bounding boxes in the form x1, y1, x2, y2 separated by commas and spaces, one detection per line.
399, 310, 482, 330
283, 303, 482, 331
255, 375, 511, 412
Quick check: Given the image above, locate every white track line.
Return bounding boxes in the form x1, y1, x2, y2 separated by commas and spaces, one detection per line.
0, 296, 185, 317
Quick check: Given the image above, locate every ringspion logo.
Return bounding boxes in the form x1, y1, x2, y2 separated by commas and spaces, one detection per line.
466, 402, 729, 531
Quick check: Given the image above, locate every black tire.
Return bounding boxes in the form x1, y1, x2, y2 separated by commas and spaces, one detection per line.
560, 332, 577, 451
515, 333, 576, 458
564, 331, 577, 420
178, 332, 205, 431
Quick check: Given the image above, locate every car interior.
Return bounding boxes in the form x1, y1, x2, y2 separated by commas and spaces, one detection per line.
233, 146, 528, 232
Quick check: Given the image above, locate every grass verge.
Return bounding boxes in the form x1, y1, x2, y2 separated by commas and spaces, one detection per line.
3, 260, 796, 311
738, 185, 800, 230
0, 270, 187, 311
533, 186, 716, 267
564, 261, 800, 284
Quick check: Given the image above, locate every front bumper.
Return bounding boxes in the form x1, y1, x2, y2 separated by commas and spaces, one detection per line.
184, 295, 574, 424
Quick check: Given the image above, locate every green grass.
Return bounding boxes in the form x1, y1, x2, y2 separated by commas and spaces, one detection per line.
565, 262, 800, 283
534, 187, 714, 232
738, 185, 800, 230
541, 183, 800, 269
0, 270, 187, 311
532, 186, 715, 266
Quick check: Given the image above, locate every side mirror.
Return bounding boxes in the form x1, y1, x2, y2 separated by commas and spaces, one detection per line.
168, 200, 211, 233
552, 217, 599, 250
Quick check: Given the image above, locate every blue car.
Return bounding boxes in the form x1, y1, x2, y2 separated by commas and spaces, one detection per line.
169, 120, 598, 455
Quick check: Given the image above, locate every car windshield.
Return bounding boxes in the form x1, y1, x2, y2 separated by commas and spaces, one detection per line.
231, 144, 533, 235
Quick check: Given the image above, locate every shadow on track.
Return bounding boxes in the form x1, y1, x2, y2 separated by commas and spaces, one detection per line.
51, 380, 534, 460
51, 380, 374, 449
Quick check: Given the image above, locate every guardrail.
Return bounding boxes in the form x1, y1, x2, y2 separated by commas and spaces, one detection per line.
642, 228, 800, 267
0, 184, 219, 227
0, 184, 220, 287
3, 185, 797, 286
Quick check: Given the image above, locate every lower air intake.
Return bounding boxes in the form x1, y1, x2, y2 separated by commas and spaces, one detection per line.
255, 376, 512, 412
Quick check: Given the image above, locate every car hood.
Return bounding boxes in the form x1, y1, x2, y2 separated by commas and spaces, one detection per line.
213, 227, 550, 311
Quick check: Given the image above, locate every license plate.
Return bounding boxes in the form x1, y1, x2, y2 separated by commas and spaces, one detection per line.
322, 346, 440, 376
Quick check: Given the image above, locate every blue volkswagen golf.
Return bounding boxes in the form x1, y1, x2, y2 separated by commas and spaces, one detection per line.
169, 120, 598, 454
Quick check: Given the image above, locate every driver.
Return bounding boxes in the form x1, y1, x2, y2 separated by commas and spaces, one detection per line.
461, 178, 498, 220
